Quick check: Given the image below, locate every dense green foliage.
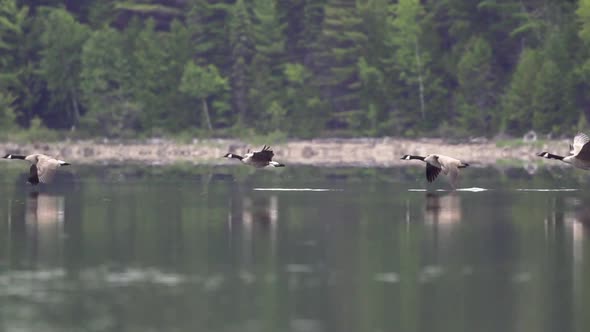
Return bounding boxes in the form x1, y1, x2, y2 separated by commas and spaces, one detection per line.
1, 0, 590, 138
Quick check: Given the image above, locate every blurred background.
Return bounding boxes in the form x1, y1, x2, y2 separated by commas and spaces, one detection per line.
2, 2, 590, 332
0, 0, 588, 141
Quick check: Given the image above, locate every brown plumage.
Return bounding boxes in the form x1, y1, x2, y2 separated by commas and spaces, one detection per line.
3, 153, 70, 185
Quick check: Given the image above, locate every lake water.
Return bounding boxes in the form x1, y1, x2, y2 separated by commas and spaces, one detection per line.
0, 164, 589, 332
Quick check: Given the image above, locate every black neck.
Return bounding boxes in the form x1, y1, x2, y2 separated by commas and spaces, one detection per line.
4, 154, 25, 160
404, 155, 425, 161
542, 152, 564, 160
231, 154, 243, 161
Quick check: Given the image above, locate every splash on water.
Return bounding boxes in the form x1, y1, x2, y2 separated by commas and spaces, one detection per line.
515, 189, 578, 192
254, 188, 343, 192
408, 187, 488, 192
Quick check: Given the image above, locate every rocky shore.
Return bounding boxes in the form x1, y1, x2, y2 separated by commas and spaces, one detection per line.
0, 137, 568, 167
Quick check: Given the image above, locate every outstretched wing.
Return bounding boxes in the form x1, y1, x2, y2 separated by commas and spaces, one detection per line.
251, 145, 274, 162
28, 164, 39, 185
573, 133, 590, 161
447, 166, 460, 189
426, 163, 441, 183
572, 133, 590, 155
36, 158, 62, 184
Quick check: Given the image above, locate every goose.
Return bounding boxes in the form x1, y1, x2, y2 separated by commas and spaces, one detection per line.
3, 153, 71, 185
537, 133, 590, 169
224, 145, 285, 168
401, 154, 469, 189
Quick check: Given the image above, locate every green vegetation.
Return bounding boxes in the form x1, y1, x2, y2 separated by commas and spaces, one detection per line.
0, 0, 589, 140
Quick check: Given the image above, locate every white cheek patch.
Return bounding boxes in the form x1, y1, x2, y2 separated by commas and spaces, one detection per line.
544, 153, 549, 157
7, 155, 11, 159
227, 154, 233, 158
404, 155, 411, 160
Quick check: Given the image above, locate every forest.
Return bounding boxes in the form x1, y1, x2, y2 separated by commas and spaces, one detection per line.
0, 0, 589, 139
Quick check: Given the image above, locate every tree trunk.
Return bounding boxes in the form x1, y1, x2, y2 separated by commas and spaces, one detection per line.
414, 38, 425, 120
202, 98, 213, 131
71, 93, 80, 131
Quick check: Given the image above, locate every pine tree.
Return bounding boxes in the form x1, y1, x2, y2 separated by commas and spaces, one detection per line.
0, 0, 41, 126
0, 91, 16, 130
301, 0, 327, 66
39, 8, 90, 129
186, 0, 233, 71
229, 0, 254, 126
384, 0, 432, 133
313, 0, 367, 129
80, 27, 140, 136
501, 48, 540, 135
249, 0, 286, 131
455, 37, 495, 135
277, 0, 304, 62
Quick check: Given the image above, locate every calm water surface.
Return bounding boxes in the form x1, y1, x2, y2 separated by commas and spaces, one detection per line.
0, 165, 589, 332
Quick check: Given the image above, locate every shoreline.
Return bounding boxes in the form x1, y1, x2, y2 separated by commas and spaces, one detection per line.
0, 137, 567, 167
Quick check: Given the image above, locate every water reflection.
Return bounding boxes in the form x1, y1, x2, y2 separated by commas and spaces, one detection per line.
424, 192, 462, 226
11, 191, 66, 267
230, 193, 279, 266
563, 197, 590, 262
0, 167, 588, 332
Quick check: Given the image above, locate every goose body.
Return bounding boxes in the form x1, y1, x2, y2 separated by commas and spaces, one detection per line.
224, 145, 285, 168
401, 154, 469, 189
3, 153, 71, 184
537, 133, 590, 170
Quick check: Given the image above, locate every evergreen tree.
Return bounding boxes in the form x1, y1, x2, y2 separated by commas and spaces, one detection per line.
283, 62, 327, 137
300, 0, 327, 68
531, 59, 566, 133
455, 37, 495, 135
277, 0, 304, 62
358, 0, 388, 134
0, 0, 40, 125
228, 0, 254, 126
249, 0, 285, 131
39, 8, 89, 129
313, 0, 367, 129
384, 0, 434, 135
0, 91, 16, 129
501, 48, 540, 135
80, 27, 139, 136
131, 19, 193, 132
0, 0, 584, 138
575, 0, 590, 123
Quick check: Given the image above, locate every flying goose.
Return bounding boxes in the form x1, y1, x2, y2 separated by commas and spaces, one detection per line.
537, 133, 590, 169
224, 145, 285, 168
401, 154, 469, 189
3, 153, 71, 185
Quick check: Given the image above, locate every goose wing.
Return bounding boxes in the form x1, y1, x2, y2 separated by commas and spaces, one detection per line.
36, 157, 63, 183
28, 164, 39, 184
426, 163, 441, 183
571, 133, 590, 161
250, 145, 274, 162
447, 166, 460, 189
